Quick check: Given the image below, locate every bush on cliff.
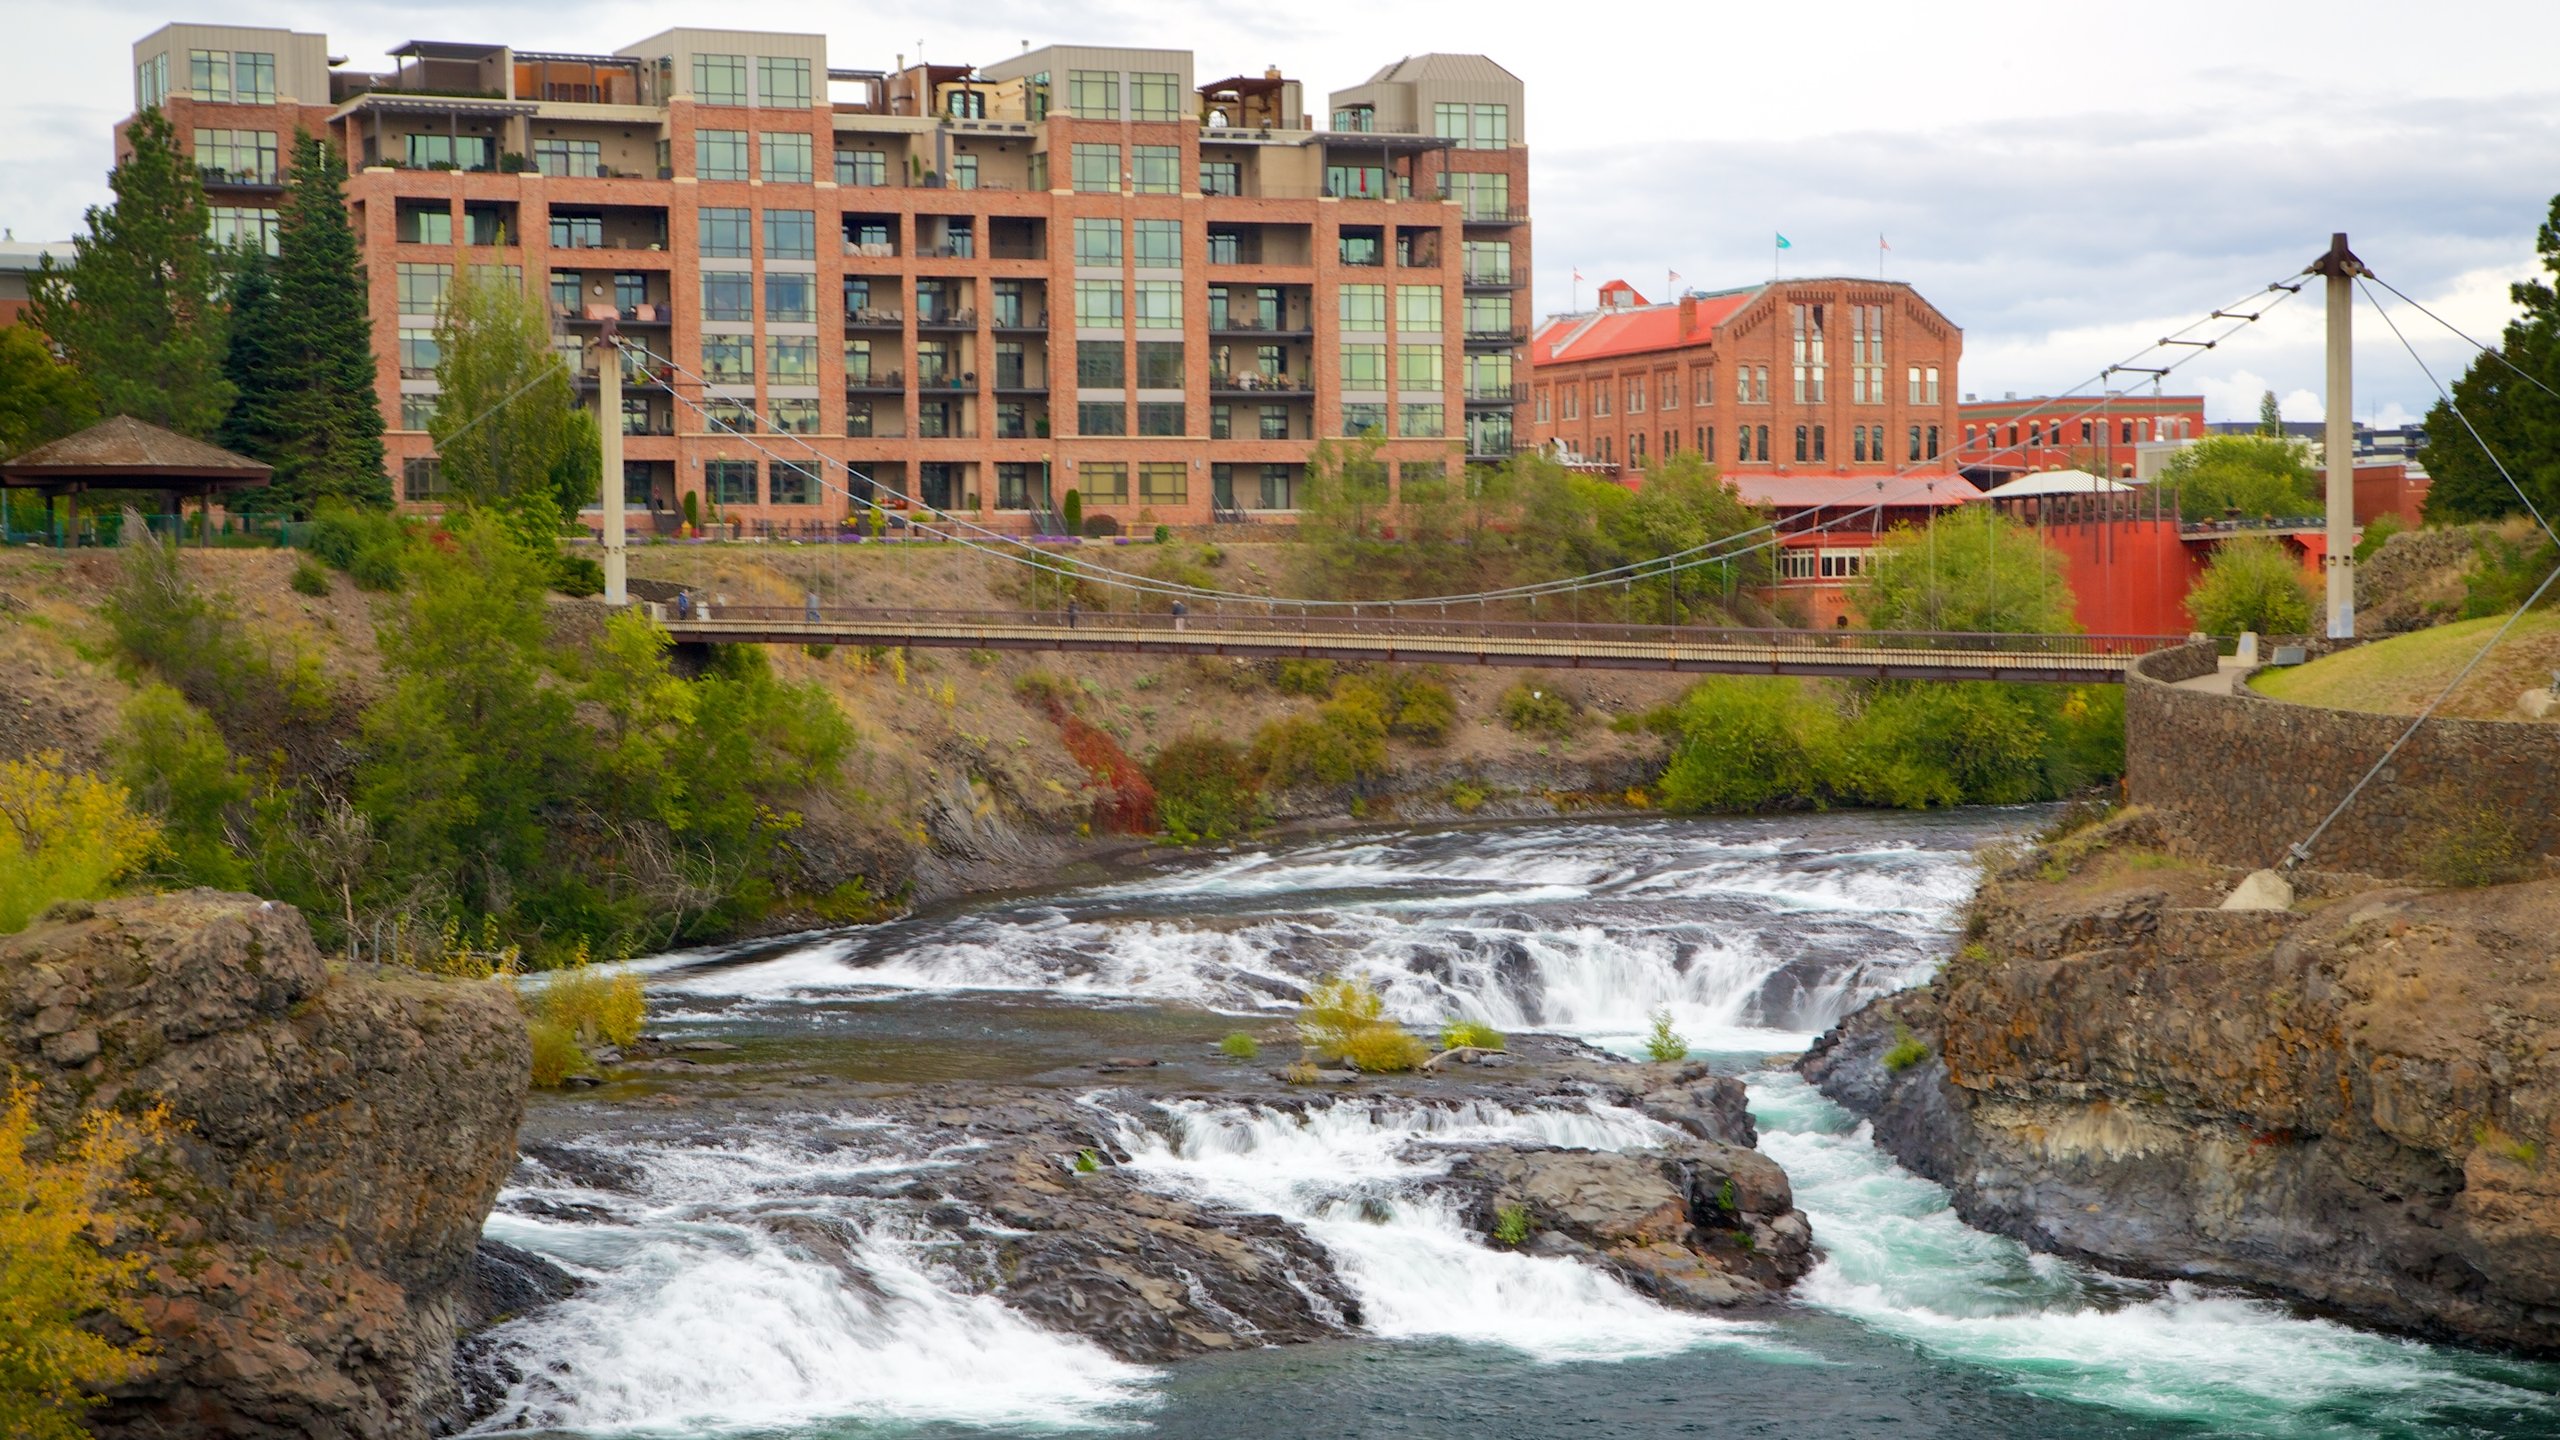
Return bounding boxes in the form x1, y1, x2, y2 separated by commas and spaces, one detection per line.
0, 1083, 167, 1439
0, 753, 163, 934
114, 684, 249, 891
1251, 696, 1389, 789
1148, 735, 1262, 843
1499, 675, 1582, 739
1656, 679, 1845, 812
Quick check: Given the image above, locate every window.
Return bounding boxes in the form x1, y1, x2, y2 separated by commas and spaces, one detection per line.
843, 400, 878, 437
703, 335, 754, 382
992, 283, 1030, 329
402, 457, 446, 501
1067, 70, 1120, 117
949, 155, 978, 190
1433, 102, 1470, 143
1906, 365, 1922, 406
1813, 425, 1826, 462
1082, 462, 1130, 502
1259, 405, 1290, 440
1131, 72, 1182, 119
947, 90, 986, 120
997, 463, 1038, 509
1662, 372, 1679, 410
914, 337, 956, 382
1078, 401, 1127, 436
1926, 425, 1940, 459
1134, 281, 1182, 329
696, 204, 747, 254
771, 400, 820, 437
1074, 218, 1121, 266
762, 271, 814, 322
2120, 419, 2134, 444
1131, 146, 1179, 195
401, 394, 437, 431
1135, 341, 1183, 389
1342, 403, 1386, 437
1397, 285, 1442, 331
1133, 219, 1181, 267
396, 262, 451, 313
1594, 382, 1611, 418
762, 133, 812, 183
763, 209, 816, 260
547, 211, 601, 249
758, 56, 811, 108
1210, 403, 1233, 440
843, 337, 877, 382
1791, 303, 1827, 403
1701, 426, 1715, 461
1339, 342, 1387, 389
1463, 295, 1512, 336
837, 149, 887, 186
208, 205, 279, 254
701, 267, 747, 317
1909, 425, 1924, 462
1075, 281, 1123, 327
695, 130, 749, 179
397, 328, 440, 378
1137, 404, 1184, 437
1756, 366, 1770, 403
1339, 284, 1387, 329
1334, 107, 1373, 132
1535, 387, 1551, 423
767, 459, 818, 503
1396, 343, 1443, 390
1072, 143, 1119, 193
1471, 104, 1510, 150
1628, 376, 1646, 414
705, 459, 758, 505
1328, 166, 1387, 201
194, 130, 278, 185
189, 49, 273, 104
1924, 366, 1941, 405
1562, 386, 1577, 420
532, 138, 601, 178
1400, 402, 1445, 438
1200, 161, 1240, 196
693, 54, 748, 106
137, 52, 168, 110
404, 134, 492, 171
549, 270, 581, 315
707, 398, 757, 433
1442, 171, 1510, 219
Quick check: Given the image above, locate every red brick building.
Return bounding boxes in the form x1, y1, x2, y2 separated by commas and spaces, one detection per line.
1955, 392, 2206, 483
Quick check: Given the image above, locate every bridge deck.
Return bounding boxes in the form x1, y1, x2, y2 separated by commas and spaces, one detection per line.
651, 606, 2178, 684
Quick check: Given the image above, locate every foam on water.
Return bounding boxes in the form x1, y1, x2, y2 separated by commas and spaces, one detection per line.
1108, 1097, 1764, 1362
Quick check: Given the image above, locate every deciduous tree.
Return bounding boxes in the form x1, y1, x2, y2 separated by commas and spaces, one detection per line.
427, 264, 581, 547
2156, 434, 2323, 522
2186, 534, 2315, 636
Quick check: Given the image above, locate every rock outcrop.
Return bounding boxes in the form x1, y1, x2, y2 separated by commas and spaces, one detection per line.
1802, 826, 2560, 1355
0, 892, 528, 1438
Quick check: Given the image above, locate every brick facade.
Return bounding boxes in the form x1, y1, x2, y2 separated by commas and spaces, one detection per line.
1957, 393, 2206, 482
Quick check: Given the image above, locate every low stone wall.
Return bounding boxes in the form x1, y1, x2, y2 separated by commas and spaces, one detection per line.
2126, 646, 2560, 875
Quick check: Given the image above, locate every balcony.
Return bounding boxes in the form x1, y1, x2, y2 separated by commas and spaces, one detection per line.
845, 370, 906, 393
845, 307, 904, 330
916, 307, 979, 331
199, 165, 282, 192
1462, 267, 1518, 289
559, 303, 673, 327
1462, 207, 1531, 226
1209, 371, 1314, 396
1463, 382, 1529, 406
1464, 325, 1529, 349
1208, 315, 1314, 339
993, 373, 1048, 394
991, 311, 1048, 333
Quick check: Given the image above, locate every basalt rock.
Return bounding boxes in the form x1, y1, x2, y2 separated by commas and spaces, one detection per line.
1802, 838, 2560, 1356
0, 892, 528, 1438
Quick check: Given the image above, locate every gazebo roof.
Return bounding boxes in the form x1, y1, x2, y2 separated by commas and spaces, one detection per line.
1, 415, 273, 489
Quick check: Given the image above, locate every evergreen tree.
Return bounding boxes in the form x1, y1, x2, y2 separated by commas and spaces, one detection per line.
216, 252, 287, 465
2421, 193, 2560, 525
2258, 389, 2284, 437
268, 134, 388, 510
27, 109, 232, 437
427, 263, 582, 547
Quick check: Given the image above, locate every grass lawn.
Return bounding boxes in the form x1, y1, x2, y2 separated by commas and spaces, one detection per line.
2249, 610, 2560, 719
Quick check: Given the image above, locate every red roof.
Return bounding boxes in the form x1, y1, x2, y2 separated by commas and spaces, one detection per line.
1533, 289, 1760, 365
1726, 472, 1974, 512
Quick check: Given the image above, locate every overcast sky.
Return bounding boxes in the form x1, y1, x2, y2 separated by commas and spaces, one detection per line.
6, 0, 2555, 425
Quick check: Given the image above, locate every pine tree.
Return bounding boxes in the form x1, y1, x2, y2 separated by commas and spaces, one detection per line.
2421, 193, 2560, 526
2257, 389, 2284, 437
216, 252, 287, 466
26, 109, 232, 437
269, 134, 388, 510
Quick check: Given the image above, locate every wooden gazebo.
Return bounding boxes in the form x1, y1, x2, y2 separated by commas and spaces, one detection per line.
0, 415, 272, 545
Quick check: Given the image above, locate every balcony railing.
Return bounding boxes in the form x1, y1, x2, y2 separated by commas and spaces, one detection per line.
845, 307, 904, 328
1461, 207, 1531, 225
991, 312, 1049, 331
844, 370, 905, 392
1464, 382, 1529, 405
1209, 371, 1314, 394
842, 240, 899, 258
200, 165, 281, 189
917, 373, 976, 390
916, 307, 978, 329
1464, 325, 1529, 347
1207, 316, 1312, 336
1462, 267, 1518, 288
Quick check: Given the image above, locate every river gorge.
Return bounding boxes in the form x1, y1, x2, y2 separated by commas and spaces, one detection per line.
461, 814, 2560, 1438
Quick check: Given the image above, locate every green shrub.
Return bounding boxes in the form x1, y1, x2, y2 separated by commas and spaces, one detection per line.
1844, 683, 2062, 809
1061, 488, 1083, 536
2187, 535, 2315, 636
1643, 1008, 1689, 1063
2417, 803, 2530, 888
1441, 1019, 1505, 1051
2458, 533, 2560, 620
1074, 1148, 1102, 1173
1014, 669, 1078, 717
289, 559, 331, 596
1375, 673, 1456, 746
2353, 512, 2405, 564
1219, 1031, 1260, 1060
1883, 1024, 1930, 1073
551, 551, 605, 597
114, 684, 247, 889
1251, 697, 1388, 789
306, 502, 406, 572
1492, 1203, 1533, 1247
681, 491, 701, 532
1149, 734, 1261, 842
1499, 676, 1581, 738
349, 544, 404, 592
1656, 678, 1845, 812
1153, 523, 1173, 544
1274, 658, 1337, 696
1338, 1024, 1432, 1073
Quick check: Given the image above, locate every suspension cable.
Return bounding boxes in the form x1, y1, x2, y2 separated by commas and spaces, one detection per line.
2357, 278, 2556, 543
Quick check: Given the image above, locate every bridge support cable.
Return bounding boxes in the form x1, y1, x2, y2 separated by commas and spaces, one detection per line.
2358, 278, 2557, 545
2366, 274, 2560, 407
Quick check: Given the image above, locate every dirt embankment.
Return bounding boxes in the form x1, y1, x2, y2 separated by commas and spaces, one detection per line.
1803, 811, 2560, 1354
0, 543, 1690, 919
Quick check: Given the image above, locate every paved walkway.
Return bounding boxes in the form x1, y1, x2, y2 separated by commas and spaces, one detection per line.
2172, 658, 2252, 695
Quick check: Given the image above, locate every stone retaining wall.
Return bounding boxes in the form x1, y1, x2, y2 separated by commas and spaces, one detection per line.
2126, 645, 2560, 875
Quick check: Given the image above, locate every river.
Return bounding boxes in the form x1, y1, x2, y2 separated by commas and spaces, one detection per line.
466, 813, 2560, 1438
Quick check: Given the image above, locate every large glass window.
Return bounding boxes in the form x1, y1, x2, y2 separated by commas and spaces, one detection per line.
1134, 281, 1181, 329
1133, 219, 1181, 267
1399, 403, 1445, 438
396, 262, 451, 313
137, 53, 169, 110
696, 130, 748, 180
1463, 295, 1513, 335
1396, 343, 1443, 390
1342, 403, 1386, 437
1135, 341, 1184, 389
1463, 239, 1511, 284
1071, 143, 1119, 193
1471, 104, 1510, 150
404, 134, 491, 171
1396, 285, 1442, 330
949, 155, 978, 190
1076, 341, 1127, 388
1067, 71, 1119, 117
1137, 406, 1184, 438
549, 211, 601, 249
1339, 342, 1387, 389
765, 272, 815, 323
1432, 102, 1469, 143
1074, 280, 1123, 327
209, 205, 279, 255
193, 129, 277, 185
692, 53, 748, 106
771, 401, 820, 437
402, 458, 446, 501
769, 458, 819, 500
764, 209, 816, 260
188, 49, 273, 103
703, 335, 755, 381
1327, 165, 1387, 200
1139, 459, 1186, 500
761, 132, 812, 183
698, 207, 751, 257
1443, 171, 1511, 219
705, 460, 758, 505
1074, 217, 1121, 266
1131, 146, 1179, 194
1081, 462, 1129, 502
1078, 403, 1128, 438
768, 336, 818, 383
758, 56, 811, 107
397, 328, 439, 377
532, 138, 601, 178
549, 271, 581, 315
837, 149, 887, 186
1130, 72, 1181, 119
1339, 284, 1387, 329
403, 394, 438, 431
1200, 161, 1240, 196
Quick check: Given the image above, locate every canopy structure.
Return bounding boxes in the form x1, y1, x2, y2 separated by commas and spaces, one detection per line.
1974, 468, 2134, 501
1, 415, 272, 545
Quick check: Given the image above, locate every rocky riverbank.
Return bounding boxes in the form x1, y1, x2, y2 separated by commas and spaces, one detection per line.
0, 892, 527, 1438
1800, 810, 2560, 1355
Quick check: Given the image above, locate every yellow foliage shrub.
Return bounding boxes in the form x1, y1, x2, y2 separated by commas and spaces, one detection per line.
1297, 975, 1430, 1073
0, 753, 163, 934
541, 965, 646, 1049
526, 1020, 593, 1089
0, 1082, 167, 1439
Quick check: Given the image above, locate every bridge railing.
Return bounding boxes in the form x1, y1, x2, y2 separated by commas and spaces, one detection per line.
665, 604, 2185, 658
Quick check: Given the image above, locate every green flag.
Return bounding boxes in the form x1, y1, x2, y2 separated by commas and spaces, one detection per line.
1775, 233, 1792, 249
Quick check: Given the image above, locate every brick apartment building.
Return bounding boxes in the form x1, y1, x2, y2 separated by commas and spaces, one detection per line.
120, 25, 1532, 528
1527, 278, 1966, 624
1955, 392, 2207, 483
